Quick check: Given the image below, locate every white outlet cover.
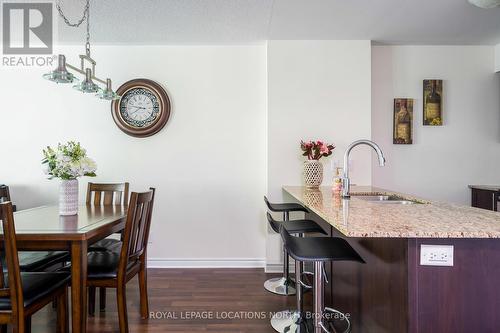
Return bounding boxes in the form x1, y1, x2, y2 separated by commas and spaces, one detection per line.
420, 244, 454, 266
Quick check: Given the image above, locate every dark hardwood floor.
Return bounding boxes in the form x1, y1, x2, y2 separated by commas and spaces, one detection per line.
28, 268, 305, 333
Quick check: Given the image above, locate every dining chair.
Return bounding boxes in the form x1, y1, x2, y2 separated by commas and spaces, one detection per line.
85, 182, 129, 314
86, 182, 129, 251
0, 202, 70, 333
0, 185, 15, 212
85, 188, 155, 333
0, 185, 68, 273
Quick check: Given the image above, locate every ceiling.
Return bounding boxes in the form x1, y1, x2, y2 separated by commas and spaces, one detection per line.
55, 0, 500, 45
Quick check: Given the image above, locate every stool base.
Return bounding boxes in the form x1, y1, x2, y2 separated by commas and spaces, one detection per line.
319, 307, 351, 333
271, 310, 313, 333
264, 277, 296, 296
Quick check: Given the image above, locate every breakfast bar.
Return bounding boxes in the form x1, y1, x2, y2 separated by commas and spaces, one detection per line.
283, 186, 500, 333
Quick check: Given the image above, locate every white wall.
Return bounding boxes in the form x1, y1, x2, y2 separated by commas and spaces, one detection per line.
266, 40, 372, 269
496, 44, 500, 72
0, 45, 268, 267
372, 46, 500, 204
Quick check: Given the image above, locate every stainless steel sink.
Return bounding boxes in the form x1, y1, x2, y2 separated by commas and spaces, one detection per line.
354, 195, 423, 205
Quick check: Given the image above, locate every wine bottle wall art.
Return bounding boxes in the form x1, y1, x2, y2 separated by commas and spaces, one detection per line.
423, 79, 443, 126
393, 98, 414, 145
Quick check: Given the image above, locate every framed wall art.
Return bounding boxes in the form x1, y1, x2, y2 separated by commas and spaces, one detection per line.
423, 79, 443, 126
393, 98, 413, 144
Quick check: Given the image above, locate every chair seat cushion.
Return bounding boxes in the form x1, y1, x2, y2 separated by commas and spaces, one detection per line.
2, 251, 69, 272
268, 202, 308, 213
284, 235, 365, 263
87, 251, 122, 279
0, 272, 70, 310
87, 251, 140, 279
268, 215, 326, 235
88, 238, 122, 253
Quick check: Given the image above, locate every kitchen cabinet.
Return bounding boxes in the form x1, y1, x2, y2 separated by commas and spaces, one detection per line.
469, 185, 499, 211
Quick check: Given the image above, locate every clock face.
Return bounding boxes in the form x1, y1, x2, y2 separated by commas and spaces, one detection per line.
111, 79, 171, 138
119, 88, 160, 128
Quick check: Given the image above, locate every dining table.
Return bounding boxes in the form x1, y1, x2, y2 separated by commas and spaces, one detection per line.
4, 205, 127, 333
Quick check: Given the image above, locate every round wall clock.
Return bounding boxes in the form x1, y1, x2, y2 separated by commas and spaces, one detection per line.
111, 79, 171, 137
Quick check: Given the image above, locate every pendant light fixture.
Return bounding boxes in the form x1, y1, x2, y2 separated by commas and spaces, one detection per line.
468, 0, 500, 8
43, 0, 120, 100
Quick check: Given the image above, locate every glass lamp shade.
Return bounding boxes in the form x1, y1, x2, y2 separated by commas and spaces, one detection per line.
468, 0, 500, 8
43, 54, 77, 84
73, 68, 101, 93
96, 79, 120, 100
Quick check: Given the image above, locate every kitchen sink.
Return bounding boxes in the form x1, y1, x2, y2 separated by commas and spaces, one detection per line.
353, 194, 424, 205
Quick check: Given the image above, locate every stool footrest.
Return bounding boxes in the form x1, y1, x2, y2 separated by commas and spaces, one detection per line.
322, 307, 351, 333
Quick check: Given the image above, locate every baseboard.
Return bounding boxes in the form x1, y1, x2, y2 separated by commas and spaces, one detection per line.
147, 258, 266, 268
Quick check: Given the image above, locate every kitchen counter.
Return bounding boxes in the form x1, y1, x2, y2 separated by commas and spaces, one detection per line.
283, 185, 500, 238
283, 185, 500, 333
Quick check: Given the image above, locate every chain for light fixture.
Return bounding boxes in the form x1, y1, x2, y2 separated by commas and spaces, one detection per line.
43, 0, 120, 100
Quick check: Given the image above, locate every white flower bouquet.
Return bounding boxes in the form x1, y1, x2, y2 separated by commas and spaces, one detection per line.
42, 141, 97, 180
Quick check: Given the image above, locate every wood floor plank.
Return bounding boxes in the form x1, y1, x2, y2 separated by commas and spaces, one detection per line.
25, 268, 310, 333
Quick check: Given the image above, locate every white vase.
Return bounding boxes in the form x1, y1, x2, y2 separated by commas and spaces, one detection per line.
303, 160, 324, 188
59, 179, 79, 216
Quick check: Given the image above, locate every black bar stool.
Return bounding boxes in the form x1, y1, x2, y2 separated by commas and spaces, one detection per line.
279, 226, 365, 333
267, 212, 326, 332
263, 196, 309, 296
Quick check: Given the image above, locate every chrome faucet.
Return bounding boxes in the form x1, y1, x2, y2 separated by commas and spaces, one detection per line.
342, 140, 386, 198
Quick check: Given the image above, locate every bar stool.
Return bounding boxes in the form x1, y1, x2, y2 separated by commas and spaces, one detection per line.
267, 212, 326, 332
263, 196, 309, 296
279, 226, 365, 333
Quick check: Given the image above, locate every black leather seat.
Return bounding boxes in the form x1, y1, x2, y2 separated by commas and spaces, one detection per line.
0, 272, 70, 310
267, 212, 326, 235
264, 196, 308, 213
64, 251, 135, 279
280, 226, 364, 263
89, 238, 122, 253
1, 251, 69, 272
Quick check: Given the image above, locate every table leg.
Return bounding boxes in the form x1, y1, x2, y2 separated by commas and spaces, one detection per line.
71, 240, 88, 333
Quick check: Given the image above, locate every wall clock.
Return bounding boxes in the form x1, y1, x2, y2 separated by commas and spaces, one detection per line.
111, 79, 171, 137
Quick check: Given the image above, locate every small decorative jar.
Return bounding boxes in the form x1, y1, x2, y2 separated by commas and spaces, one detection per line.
59, 179, 79, 216
303, 160, 324, 188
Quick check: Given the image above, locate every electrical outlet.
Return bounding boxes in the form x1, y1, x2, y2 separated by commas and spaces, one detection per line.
420, 245, 454, 266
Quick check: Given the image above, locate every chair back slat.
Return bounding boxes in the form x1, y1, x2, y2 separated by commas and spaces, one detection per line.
114, 191, 123, 205
0, 202, 24, 316
103, 191, 113, 205
86, 182, 130, 206
118, 189, 155, 277
93, 191, 102, 205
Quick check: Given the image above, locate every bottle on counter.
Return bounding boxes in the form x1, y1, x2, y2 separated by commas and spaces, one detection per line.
333, 167, 343, 196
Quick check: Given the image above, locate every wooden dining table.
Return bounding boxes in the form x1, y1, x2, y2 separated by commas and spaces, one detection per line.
5, 205, 127, 333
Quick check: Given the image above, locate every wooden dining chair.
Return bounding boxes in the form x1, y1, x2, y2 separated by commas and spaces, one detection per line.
0, 202, 69, 333
86, 188, 155, 333
0, 185, 15, 212
0, 186, 68, 273
86, 182, 129, 251
86, 182, 129, 314
86, 182, 129, 207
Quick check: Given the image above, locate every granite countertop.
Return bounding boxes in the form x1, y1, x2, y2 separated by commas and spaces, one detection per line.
283, 186, 500, 238
468, 185, 500, 192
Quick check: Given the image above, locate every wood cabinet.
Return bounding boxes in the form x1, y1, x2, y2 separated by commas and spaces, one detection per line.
470, 186, 499, 211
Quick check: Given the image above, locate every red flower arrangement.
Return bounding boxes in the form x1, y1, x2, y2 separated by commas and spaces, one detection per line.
300, 140, 335, 160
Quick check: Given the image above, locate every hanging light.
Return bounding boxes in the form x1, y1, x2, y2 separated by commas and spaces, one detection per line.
73, 68, 101, 93
43, 0, 120, 100
96, 79, 120, 100
468, 0, 500, 8
43, 55, 78, 83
